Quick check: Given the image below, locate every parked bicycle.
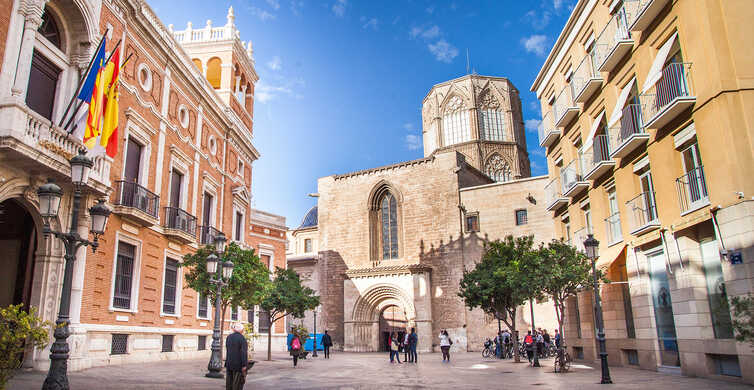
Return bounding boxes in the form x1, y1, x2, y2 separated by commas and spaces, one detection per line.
554, 349, 572, 373
482, 338, 495, 359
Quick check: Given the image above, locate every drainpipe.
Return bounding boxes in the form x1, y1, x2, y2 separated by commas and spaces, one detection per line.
669, 225, 685, 271
710, 205, 728, 258
659, 228, 674, 275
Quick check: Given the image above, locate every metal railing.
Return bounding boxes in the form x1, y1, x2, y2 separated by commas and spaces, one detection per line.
553, 85, 577, 125
199, 225, 222, 245
623, 0, 660, 29
560, 159, 584, 194
164, 207, 197, 237
639, 63, 694, 124
545, 176, 565, 207
591, 7, 631, 71
676, 166, 709, 214
113, 181, 159, 219
607, 103, 644, 153
580, 135, 611, 177
605, 212, 623, 245
626, 191, 659, 233
537, 110, 556, 145
570, 53, 600, 100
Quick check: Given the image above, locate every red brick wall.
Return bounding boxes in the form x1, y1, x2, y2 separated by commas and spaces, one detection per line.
0, 0, 13, 75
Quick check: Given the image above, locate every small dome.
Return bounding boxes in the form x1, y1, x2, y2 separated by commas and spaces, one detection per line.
298, 206, 317, 229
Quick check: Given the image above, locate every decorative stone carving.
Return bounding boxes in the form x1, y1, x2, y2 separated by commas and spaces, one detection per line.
444, 95, 464, 113
478, 90, 500, 109
485, 154, 511, 183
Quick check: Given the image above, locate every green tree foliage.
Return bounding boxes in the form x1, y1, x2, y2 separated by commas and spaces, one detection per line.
0, 305, 51, 389
289, 323, 310, 346
182, 243, 270, 343
730, 295, 754, 346
458, 235, 539, 363
260, 267, 319, 361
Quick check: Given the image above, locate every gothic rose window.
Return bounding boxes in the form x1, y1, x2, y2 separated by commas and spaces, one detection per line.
486, 154, 511, 182
442, 96, 471, 146
380, 192, 399, 260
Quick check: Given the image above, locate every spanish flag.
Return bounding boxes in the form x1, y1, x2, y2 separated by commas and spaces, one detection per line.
100, 47, 120, 157
83, 50, 115, 149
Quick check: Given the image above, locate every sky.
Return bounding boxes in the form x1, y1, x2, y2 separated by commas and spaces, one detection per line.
149, 0, 575, 228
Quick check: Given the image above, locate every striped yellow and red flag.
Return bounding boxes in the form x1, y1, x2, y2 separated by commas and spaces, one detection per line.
100, 47, 121, 157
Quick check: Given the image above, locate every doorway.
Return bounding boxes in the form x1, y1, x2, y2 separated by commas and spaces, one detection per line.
0, 199, 37, 309
647, 250, 680, 367
379, 305, 407, 352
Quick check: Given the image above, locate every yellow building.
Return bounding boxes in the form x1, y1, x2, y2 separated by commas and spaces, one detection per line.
530, 0, 754, 383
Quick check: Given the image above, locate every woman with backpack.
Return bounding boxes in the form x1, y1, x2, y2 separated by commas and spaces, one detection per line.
290, 334, 303, 368
523, 330, 535, 365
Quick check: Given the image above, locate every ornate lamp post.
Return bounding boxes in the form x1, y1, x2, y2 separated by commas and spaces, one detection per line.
584, 233, 612, 384
312, 305, 319, 357
206, 232, 235, 379
41, 150, 111, 390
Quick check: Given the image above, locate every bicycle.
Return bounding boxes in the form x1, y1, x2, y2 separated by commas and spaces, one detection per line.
554, 349, 572, 373
482, 339, 495, 359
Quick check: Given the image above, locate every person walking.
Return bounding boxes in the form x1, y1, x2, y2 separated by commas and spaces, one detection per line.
501, 329, 511, 359
536, 330, 545, 359
225, 323, 248, 390
524, 330, 534, 365
289, 334, 303, 368
389, 332, 402, 363
403, 332, 410, 362
439, 330, 452, 362
543, 330, 551, 356
554, 329, 561, 349
408, 328, 418, 363
322, 330, 333, 359
494, 331, 501, 359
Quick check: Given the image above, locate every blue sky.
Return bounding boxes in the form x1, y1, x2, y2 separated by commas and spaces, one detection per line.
149, 0, 574, 227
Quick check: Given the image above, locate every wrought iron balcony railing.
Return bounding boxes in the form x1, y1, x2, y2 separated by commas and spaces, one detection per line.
626, 191, 660, 235
591, 6, 632, 72
545, 176, 568, 211
560, 159, 588, 197
553, 85, 579, 128
199, 225, 222, 246
676, 166, 709, 215
164, 207, 197, 238
570, 53, 603, 103
605, 212, 623, 245
607, 103, 648, 158
639, 62, 695, 129
113, 180, 159, 219
580, 135, 615, 180
537, 110, 559, 147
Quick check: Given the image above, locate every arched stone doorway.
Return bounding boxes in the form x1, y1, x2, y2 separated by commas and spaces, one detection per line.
345, 283, 416, 352
379, 305, 407, 352
0, 199, 37, 309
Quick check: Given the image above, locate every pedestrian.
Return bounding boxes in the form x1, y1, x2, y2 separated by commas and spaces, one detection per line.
289, 333, 303, 368
543, 330, 551, 355
408, 328, 418, 363
225, 323, 248, 390
536, 330, 545, 358
439, 330, 452, 362
403, 332, 410, 362
389, 332, 402, 363
322, 330, 333, 359
524, 330, 534, 364
494, 331, 501, 359
554, 329, 561, 349
501, 329, 511, 359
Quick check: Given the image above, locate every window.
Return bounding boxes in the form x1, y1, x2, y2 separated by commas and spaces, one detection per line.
465, 213, 479, 232
26, 50, 61, 120
573, 346, 584, 360
571, 297, 582, 338
563, 216, 571, 243
247, 309, 255, 325
625, 349, 639, 365
38, 10, 62, 50
638, 170, 658, 222
169, 169, 183, 208
680, 142, 708, 209
606, 187, 622, 244
113, 242, 136, 310
162, 258, 179, 315
304, 238, 312, 253
515, 209, 527, 226
583, 203, 593, 234
711, 355, 742, 377
198, 293, 208, 318
161, 335, 174, 352
485, 154, 511, 182
238, 160, 244, 177
261, 254, 271, 269
198, 335, 207, 351
258, 310, 271, 333
701, 240, 734, 339
442, 96, 471, 146
111, 334, 128, 355
380, 192, 399, 260
478, 109, 506, 141
231, 306, 238, 321
234, 211, 243, 241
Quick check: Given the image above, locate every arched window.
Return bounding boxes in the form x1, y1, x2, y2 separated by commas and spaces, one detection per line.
380, 192, 398, 260
369, 183, 401, 264
442, 96, 470, 146
38, 10, 62, 50
206, 57, 222, 89
192, 58, 203, 74
486, 154, 511, 182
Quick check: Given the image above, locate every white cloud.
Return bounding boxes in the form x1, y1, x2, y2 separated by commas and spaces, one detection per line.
521, 34, 548, 56
256, 77, 305, 103
525, 118, 542, 132
530, 147, 546, 158
529, 100, 539, 111
266, 0, 280, 10
553, 0, 564, 9
332, 0, 347, 17
405, 134, 422, 150
266, 56, 282, 71
361, 17, 378, 30
249, 6, 276, 21
410, 25, 440, 40
524, 9, 551, 29
428, 39, 459, 63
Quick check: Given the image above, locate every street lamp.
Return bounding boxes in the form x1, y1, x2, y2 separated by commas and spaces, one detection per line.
312, 305, 320, 357
206, 232, 234, 379
41, 150, 111, 390
584, 233, 612, 384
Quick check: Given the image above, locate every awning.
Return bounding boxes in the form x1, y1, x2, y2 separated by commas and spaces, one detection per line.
596, 243, 627, 269
607, 78, 636, 127
583, 111, 606, 150
641, 32, 679, 93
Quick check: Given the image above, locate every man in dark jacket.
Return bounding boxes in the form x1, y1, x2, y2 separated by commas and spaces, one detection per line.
225, 323, 248, 390
408, 328, 418, 363
321, 330, 333, 359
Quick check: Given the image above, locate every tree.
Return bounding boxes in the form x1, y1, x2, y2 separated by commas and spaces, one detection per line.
538, 240, 605, 365
0, 304, 50, 389
458, 235, 539, 363
730, 295, 754, 346
260, 267, 320, 361
182, 243, 270, 346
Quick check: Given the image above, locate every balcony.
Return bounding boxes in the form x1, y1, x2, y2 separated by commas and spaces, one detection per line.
553, 86, 579, 128
0, 100, 111, 195
538, 111, 560, 148
592, 8, 633, 73
545, 177, 569, 211
624, 0, 670, 32
640, 63, 695, 130
561, 160, 589, 198
572, 227, 588, 253
605, 212, 623, 246
627, 191, 661, 235
676, 166, 709, 216
199, 225, 222, 246
112, 181, 160, 227
571, 54, 603, 103
163, 207, 197, 244
608, 104, 649, 159
580, 135, 615, 181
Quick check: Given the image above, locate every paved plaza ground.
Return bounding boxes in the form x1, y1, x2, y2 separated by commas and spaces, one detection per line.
9, 352, 750, 389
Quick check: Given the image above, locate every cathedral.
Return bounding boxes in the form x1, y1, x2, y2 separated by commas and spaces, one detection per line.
287, 75, 556, 352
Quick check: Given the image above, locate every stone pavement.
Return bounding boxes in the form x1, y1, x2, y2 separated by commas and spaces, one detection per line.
9, 352, 750, 389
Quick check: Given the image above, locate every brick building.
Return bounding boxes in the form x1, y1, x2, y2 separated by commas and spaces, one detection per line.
287, 75, 557, 353
0, 0, 286, 372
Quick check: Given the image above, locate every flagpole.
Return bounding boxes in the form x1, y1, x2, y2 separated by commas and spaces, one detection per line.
64, 38, 123, 134
57, 28, 109, 127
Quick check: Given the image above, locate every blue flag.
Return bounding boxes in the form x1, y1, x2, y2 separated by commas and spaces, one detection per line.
77, 38, 107, 103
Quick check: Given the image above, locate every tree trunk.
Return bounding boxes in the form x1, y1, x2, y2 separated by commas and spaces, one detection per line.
511, 311, 520, 363
555, 301, 566, 364
266, 316, 274, 361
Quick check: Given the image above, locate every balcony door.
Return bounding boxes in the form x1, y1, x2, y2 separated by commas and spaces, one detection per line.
169, 170, 184, 229
647, 250, 680, 368
124, 138, 142, 183
26, 50, 61, 121
681, 143, 706, 205
639, 171, 658, 222
201, 192, 213, 244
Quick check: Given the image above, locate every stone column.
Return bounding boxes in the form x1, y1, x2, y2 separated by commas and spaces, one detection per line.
11, 1, 44, 98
